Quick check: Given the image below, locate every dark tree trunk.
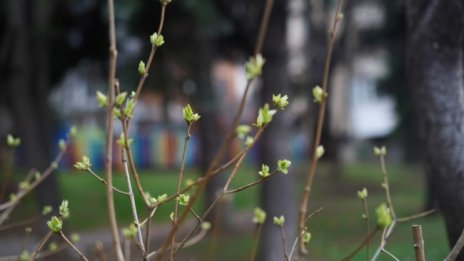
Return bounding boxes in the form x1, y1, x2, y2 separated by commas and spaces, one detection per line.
5, 0, 59, 210
259, 1, 296, 260
406, 0, 464, 256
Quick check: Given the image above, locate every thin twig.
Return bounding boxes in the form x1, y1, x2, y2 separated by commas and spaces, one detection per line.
379, 155, 396, 219
445, 229, 464, 261
396, 209, 435, 223
279, 225, 290, 261
87, 169, 130, 196
361, 198, 370, 261
381, 248, 399, 261
30, 231, 52, 260
412, 225, 425, 261
59, 231, 89, 261
124, 239, 131, 261
122, 149, 145, 253
297, 0, 345, 254
170, 123, 192, 260
341, 227, 379, 261
249, 225, 263, 261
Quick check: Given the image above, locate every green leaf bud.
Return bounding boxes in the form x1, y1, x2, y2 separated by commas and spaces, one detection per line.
176, 194, 190, 206
71, 233, 80, 243
236, 124, 251, 139
252, 207, 266, 225
47, 216, 62, 232
373, 146, 387, 156
58, 139, 66, 151
244, 136, 254, 147
272, 94, 289, 110
116, 132, 133, 147
74, 155, 91, 171
357, 188, 368, 200
19, 250, 30, 261
48, 242, 58, 252
302, 231, 312, 244
96, 91, 108, 107
122, 224, 137, 239
312, 85, 327, 103
245, 54, 265, 80
138, 61, 146, 76
255, 103, 277, 128
42, 205, 52, 215
19, 181, 30, 191
201, 222, 211, 230
68, 126, 77, 138
150, 33, 165, 47
316, 145, 325, 159
59, 200, 70, 219
375, 203, 392, 228
273, 215, 285, 226
115, 91, 128, 106
182, 104, 201, 123
258, 164, 270, 178
277, 159, 292, 174
6, 134, 21, 147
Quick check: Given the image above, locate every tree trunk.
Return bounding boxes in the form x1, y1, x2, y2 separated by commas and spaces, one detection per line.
259, 1, 296, 260
406, 0, 464, 256
5, 0, 59, 210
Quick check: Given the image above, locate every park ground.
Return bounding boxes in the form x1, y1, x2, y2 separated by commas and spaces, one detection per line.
1, 162, 449, 260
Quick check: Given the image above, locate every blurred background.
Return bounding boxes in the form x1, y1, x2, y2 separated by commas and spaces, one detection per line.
0, 0, 449, 260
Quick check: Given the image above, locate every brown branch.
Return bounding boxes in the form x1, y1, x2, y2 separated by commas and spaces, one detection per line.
445, 229, 464, 261
412, 225, 425, 261
298, 0, 345, 254
59, 231, 89, 261
396, 209, 435, 223
279, 225, 290, 261
0, 214, 41, 232
105, 0, 124, 259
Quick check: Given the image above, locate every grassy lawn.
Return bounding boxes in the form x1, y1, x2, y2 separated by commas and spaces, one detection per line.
6, 162, 449, 260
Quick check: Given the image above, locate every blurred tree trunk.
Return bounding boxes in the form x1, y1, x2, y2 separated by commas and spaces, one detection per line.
259, 1, 296, 260
5, 0, 59, 209
406, 0, 464, 257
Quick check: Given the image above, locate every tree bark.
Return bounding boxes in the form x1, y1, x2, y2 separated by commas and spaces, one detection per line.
5, 0, 59, 210
259, 1, 296, 260
406, 0, 464, 257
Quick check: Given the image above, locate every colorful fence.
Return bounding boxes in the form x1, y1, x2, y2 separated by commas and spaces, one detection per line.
53, 124, 308, 170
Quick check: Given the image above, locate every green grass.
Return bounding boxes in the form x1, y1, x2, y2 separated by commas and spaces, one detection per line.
5, 162, 449, 260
